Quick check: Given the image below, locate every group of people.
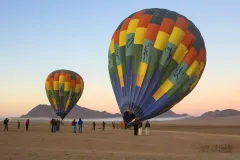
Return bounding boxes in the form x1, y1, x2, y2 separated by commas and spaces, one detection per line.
71, 119, 107, 133
92, 121, 106, 130
70, 118, 150, 136
133, 120, 150, 136
3, 118, 30, 131
3, 118, 151, 136
71, 118, 83, 133
50, 119, 61, 132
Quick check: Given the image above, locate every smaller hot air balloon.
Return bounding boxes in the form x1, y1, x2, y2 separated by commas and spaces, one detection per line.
45, 69, 84, 119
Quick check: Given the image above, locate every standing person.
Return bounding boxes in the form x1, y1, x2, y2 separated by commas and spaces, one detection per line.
17, 120, 20, 131
50, 119, 54, 132
3, 118, 9, 131
56, 119, 58, 131
57, 119, 60, 131
53, 119, 57, 132
102, 121, 106, 131
92, 121, 96, 130
112, 122, 114, 129
112, 122, 116, 129
133, 122, 138, 136
72, 119, 77, 133
138, 121, 143, 136
25, 119, 30, 131
78, 118, 83, 133
145, 121, 150, 136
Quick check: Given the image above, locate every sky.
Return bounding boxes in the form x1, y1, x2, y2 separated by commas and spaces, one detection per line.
0, 0, 239, 117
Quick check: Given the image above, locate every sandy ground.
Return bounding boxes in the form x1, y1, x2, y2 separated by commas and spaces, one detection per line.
0, 116, 240, 160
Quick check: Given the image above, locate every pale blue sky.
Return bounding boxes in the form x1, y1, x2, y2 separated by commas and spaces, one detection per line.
0, 0, 239, 117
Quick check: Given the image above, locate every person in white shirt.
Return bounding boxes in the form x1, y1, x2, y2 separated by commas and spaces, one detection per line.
138, 121, 143, 136
145, 121, 150, 136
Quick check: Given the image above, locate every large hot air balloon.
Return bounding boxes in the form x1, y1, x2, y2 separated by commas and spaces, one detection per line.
45, 69, 84, 119
108, 8, 206, 124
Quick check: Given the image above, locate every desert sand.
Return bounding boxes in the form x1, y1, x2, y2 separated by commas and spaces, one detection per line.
0, 116, 240, 160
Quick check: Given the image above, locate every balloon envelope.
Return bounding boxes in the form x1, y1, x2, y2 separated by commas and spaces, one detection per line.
108, 8, 206, 124
45, 69, 84, 119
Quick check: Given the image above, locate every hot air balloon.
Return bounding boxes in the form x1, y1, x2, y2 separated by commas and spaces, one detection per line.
108, 8, 206, 125
45, 69, 84, 119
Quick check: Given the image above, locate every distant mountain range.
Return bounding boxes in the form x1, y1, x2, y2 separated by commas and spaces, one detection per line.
21, 104, 240, 119
200, 109, 240, 117
21, 104, 190, 119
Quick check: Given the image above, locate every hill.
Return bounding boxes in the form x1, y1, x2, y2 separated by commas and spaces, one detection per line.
21, 104, 190, 119
200, 109, 240, 117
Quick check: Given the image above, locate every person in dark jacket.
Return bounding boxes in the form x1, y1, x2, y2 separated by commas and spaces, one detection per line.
25, 119, 30, 131
133, 122, 138, 136
57, 119, 60, 131
3, 118, 9, 131
51, 119, 55, 132
53, 119, 57, 132
112, 122, 115, 129
78, 118, 83, 133
145, 121, 150, 136
72, 119, 77, 133
102, 121, 106, 131
92, 121, 96, 130
138, 121, 143, 136
17, 120, 20, 131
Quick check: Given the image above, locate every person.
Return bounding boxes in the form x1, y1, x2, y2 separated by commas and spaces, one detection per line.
138, 121, 143, 136
92, 121, 96, 130
102, 121, 106, 131
3, 118, 9, 131
78, 118, 83, 133
17, 120, 20, 131
133, 122, 138, 136
112, 122, 115, 129
53, 119, 57, 132
51, 119, 55, 133
55, 119, 58, 131
145, 121, 150, 136
25, 119, 30, 131
50, 118, 54, 132
57, 119, 60, 131
72, 119, 77, 133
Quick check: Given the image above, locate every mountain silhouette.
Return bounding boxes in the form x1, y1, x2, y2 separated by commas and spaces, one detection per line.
200, 109, 240, 117
21, 104, 190, 119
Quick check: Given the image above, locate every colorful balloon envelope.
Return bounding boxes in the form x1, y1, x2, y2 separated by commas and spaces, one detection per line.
108, 8, 206, 124
45, 69, 84, 119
